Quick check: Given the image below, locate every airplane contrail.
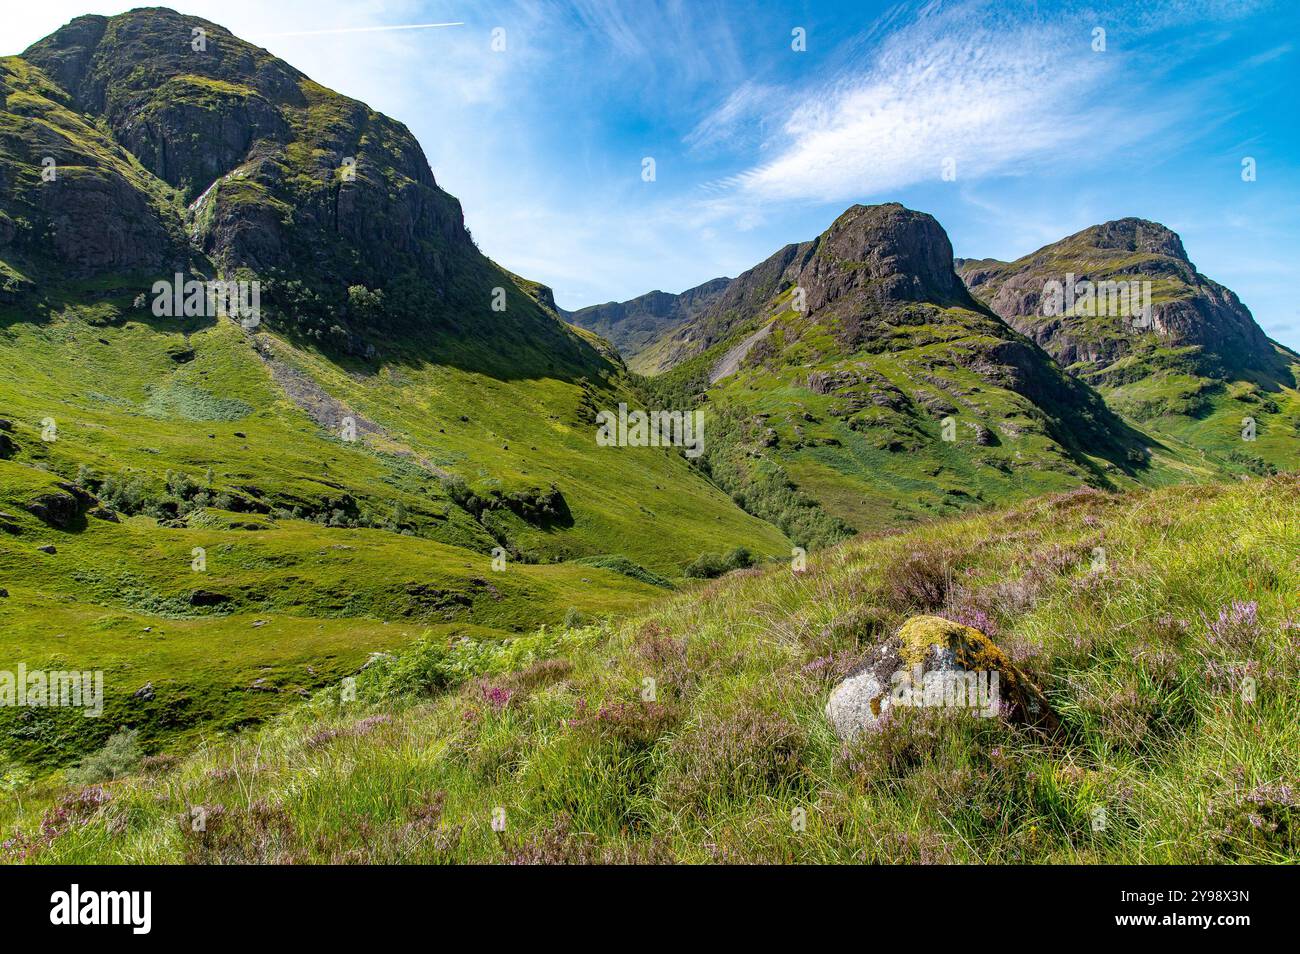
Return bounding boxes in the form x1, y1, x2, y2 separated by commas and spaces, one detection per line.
257, 22, 465, 38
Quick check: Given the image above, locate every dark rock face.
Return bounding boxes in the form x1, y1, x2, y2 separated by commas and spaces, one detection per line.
22, 482, 97, 530
39, 166, 184, 270
0, 56, 190, 278
23, 490, 80, 529
24, 12, 300, 198
1084, 217, 1188, 260
21, 9, 474, 284
526, 282, 559, 313
9, 14, 108, 100
189, 589, 231, 607
801, 204, 971, 314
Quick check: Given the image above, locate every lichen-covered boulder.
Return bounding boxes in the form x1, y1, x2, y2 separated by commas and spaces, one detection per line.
824, 615, 1058, 740
823, 640, 901, 740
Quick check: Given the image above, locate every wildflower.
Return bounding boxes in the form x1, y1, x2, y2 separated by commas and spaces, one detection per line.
1202, 600, 1261, 655
480, 684, 513, 711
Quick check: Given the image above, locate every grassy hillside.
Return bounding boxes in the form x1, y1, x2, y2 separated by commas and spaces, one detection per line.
4, 475, 1296, 863
1093, 362, 1300, 478
0, 471, 659, 768
638, 286, 1204, 544
0, 295, 788, 769
0, 298, 786, 568
0, 8, 796, 776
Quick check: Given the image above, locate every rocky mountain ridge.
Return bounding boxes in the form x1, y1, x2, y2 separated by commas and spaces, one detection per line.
954, 218, 1287, 384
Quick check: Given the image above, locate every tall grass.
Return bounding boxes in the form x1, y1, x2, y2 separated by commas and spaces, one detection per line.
3, 476, 1297, 864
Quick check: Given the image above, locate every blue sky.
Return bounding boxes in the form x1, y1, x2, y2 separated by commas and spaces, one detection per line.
8, 1, 1299, 346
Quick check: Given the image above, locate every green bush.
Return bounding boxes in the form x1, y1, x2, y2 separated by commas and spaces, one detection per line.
359, 625, 605, 701
67, 729, 143, 784
684, 545, 756, 579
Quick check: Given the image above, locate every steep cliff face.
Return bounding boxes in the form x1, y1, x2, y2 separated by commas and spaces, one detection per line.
955, 218, 1287, 384
800, 203, 972, 313
21, 9, 473, 286
0, 54, 191, 290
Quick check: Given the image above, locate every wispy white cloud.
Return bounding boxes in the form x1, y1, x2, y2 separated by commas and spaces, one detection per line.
562, 0, 746, 86
1243, 41, 1292, 67
706, 3, 1124, 204
684, 81, 781, 156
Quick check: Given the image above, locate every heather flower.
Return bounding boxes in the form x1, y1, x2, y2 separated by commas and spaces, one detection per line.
353, 714, 392, 733
800, 654, 834, 677
306, 713, 393, 747
1246, 782, 1297, 808
480, 684, 514, 712
1152, 614, 1190, 645
799, 651, 863, 682
1202, 600, 1261, 655
948, 606, 997, 637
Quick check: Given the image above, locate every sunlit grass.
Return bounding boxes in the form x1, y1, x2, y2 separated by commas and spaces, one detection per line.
5, 476, 1295, 863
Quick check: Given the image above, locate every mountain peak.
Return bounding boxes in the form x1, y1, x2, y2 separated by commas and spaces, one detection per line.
4, 7, 607, 377
1069, 217, 1189, 263
955, 216, 1286, 385
802, 203, 971, 314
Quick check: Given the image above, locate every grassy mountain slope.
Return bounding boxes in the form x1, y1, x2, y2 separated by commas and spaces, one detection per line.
5, 475, 1296, 863
636, 205, 1204, 539
957, 219, 1300, 476
0, 451, 660, 769
1, 297, 768, 766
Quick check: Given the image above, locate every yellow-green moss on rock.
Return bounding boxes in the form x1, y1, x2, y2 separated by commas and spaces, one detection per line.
897, 615, 1059, 734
